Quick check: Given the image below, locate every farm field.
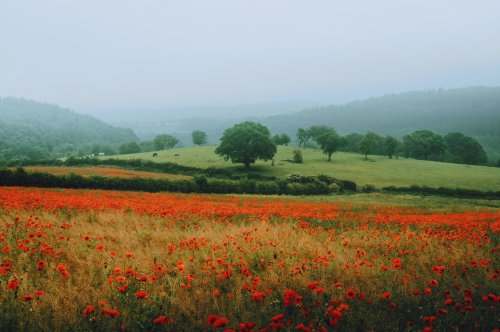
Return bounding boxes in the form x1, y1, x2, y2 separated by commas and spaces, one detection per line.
0, 187, 498, 331
108, 146, 500, 191
17, 166, 191, 181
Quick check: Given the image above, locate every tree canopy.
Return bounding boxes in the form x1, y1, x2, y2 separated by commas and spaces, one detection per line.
215, 121, 276, 168
314, 127, 345, 161
153, 134, 179, 150
192, 130, 208, 146
445, 132, 487, 165
273, 133, 291, 146
403, 130, 446, 160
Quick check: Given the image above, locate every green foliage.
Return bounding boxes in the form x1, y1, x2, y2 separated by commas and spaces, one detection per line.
362, 184, 377, 193
444, 132, 487, 165
382, 185, 500, 199
384, 136, 399, 159
192, 130, 208, 146
341, 133, 364, 153
215, 121, 277, 168
0, 97, 137, 160
119, 141, 141, 154
153, 134, 179, 150
296, 128, 311, 148
262, 87, 500, 161
403, 130, 446, 160
315, 129, 345, 161
292, 149, 303, 163
287, 173, 315, 184
272, 133, 291, 146
358, 132, 382, 160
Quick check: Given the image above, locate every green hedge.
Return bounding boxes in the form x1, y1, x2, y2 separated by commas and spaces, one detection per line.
0, 168, 337, 196
382, 185, 500, 199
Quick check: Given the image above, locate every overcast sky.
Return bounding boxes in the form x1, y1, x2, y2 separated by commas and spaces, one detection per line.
1, 0, 500, 115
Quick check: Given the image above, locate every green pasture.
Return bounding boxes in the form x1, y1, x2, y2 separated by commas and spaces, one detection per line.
106, 145, 500, 191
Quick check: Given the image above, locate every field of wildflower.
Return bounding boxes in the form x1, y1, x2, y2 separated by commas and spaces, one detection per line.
0, 186, 498, 331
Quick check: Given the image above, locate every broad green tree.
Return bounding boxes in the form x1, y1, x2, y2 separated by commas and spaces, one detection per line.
192, 130, 208, 147
358, 132, 382, 160
153, 134, 179, 150
215, 121, 276, 168
273, 133, 291, 146
316, 129, 345, 161
296, 128, 311, 148
444, 132, 487, 165
384, 136, 399, 159
403, 130, 446, 160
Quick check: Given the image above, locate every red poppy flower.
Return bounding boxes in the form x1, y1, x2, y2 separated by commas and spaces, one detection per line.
37, 260, 45, 271
153, 315, 166, 325
118, 284, 129, 293
271, 313, 284, 322
135, 291, 148, 299
213, 317, 228, 328
207, 314, 219, 326
116, 276, 126, 283
345, 289, 356, 300
307, 282, 320, 289
83, 305, 94, 315
7, 279, 19, 290
381, 292, 392, 299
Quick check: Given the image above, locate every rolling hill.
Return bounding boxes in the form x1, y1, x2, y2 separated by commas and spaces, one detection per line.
262, 86, 500, 162
0, 97, 138, 160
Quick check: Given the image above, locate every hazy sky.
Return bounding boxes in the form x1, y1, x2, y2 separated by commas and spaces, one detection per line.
1, 0, 500, 114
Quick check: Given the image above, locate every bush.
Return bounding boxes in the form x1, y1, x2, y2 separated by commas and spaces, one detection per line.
286, 173, 315, 184
256, 181, 280, 195
293, 149, 303, 163
362, 184, 377, 193
340, 180, 357, 192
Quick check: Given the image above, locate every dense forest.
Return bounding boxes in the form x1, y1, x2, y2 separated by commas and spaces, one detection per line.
262, 87, 500, 162
0, 97, 138, 160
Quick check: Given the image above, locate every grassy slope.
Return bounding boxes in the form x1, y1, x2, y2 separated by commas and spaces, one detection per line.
107, 146, 500, 191
20, 166, 191, 180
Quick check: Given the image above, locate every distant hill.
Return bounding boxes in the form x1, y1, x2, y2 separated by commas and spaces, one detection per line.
262, 86, 500, 162
0, 97, 138, 160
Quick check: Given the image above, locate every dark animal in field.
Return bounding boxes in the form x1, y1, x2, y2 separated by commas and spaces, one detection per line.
152, 153, 158, 157
174, 153, 180, 156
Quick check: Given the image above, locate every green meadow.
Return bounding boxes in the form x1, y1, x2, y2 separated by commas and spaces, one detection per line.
106, 146, 500, 191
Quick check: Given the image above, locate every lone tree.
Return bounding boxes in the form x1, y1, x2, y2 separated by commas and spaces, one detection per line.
314, 128, 345, 161
215, 121, 276, 169
192, 130, 208, 146
358, 132, 381, 160
153, 134, 179, 150
296, 128, 311, 148
384, 136, 399, 159
273, 133, 291, 146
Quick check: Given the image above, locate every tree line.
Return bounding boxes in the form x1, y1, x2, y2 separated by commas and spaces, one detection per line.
295, 126, 488, 165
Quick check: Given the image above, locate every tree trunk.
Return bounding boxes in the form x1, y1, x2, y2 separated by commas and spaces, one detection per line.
244, 162, 250, 169
328, 153, 332, 161
365, 153, 368, 160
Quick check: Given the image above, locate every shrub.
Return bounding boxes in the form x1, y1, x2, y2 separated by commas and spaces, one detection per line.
362, 184, 377, 193
286, 173, 315, 184
293, 149, 303, 163
340, 180, 357, 192
256, 181, 280, 195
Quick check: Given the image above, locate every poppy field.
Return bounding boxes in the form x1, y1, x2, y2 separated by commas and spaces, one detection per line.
0, 186, 498, 331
